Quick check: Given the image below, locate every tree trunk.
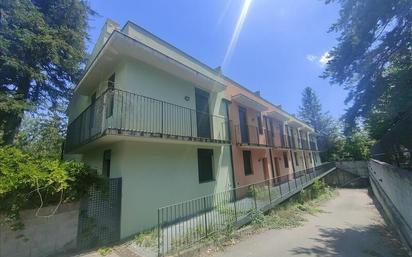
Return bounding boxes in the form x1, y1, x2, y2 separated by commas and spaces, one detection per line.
1, 78, 30, 145
2, 114, 23, 144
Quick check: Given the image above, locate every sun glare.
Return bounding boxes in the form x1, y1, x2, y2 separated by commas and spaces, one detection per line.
222, 0, 253, 69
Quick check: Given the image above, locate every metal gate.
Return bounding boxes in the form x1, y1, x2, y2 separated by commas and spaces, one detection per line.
77, 178, 122, 250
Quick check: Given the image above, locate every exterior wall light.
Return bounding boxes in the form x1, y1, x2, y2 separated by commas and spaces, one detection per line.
184, 96, 190, 101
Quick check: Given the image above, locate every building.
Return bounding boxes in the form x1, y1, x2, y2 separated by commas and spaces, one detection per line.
65, 19, 321, 239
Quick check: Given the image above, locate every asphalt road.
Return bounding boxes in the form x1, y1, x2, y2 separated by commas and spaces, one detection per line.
210, 189, 409, 257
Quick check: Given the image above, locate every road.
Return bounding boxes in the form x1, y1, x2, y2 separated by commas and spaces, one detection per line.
210, 189, 409, 257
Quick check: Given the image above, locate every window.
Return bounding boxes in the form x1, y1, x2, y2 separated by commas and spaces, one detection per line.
107, 73, 115, 118
309, 153, 313, 163
198, 149, 214, 183
257, 113, 263, 134
102, 150, 111, 178
283, 152, 289, 168
294, 152, 299, 166
108, 73, 115, 89
89, 92, 96, 128
243, 150, 253, 175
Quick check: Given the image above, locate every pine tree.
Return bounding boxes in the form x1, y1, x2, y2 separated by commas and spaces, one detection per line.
298, 87, 323, 133
323, 0, 412, 136
0, 0, 95, 144
298, 87, 342, 161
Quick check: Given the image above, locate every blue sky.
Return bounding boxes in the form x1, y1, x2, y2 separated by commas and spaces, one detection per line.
86, 0, 347, 119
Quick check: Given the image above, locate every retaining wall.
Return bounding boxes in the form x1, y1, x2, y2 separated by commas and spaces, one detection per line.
0, 202, 79, 257
336, 161, 369, 177
369, 159, 412, 251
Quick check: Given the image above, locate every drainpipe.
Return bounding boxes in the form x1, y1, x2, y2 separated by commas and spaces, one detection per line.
265, 117, 276, 179
269, 149, 275, 179
290, 150, 296, 177
224, 99, 237, 190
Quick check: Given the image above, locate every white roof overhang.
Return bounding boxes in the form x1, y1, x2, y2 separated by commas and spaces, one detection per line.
75, 31, 226, 94
232, 94, 268, 111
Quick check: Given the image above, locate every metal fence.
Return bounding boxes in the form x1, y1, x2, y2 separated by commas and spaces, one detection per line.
157, 162, 336, 256
66, 89, 230, 152
371, 110, 412, 170
77, 178, 122, 250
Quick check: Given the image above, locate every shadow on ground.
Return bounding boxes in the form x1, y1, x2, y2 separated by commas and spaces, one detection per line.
289, 223, 408, 257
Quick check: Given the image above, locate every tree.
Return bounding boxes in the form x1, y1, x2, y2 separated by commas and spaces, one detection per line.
341, 129, 375, 160
15, 111, 66, 159
298, 87, 342, 161
0, 0, 94, 144
322, 0, 412, 136
297, 87, 323, 132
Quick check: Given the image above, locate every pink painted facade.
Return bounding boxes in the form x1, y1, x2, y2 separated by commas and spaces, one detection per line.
226, 81, 320, 188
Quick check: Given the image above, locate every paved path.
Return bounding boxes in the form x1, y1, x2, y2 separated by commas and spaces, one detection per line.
210, 189, 409, 257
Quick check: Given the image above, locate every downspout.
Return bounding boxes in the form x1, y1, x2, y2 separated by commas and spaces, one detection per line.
224, 99, 236, 190
265, 117, 276, 179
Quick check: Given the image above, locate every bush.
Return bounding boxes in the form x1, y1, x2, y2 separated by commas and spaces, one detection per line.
0, 146, 105, 230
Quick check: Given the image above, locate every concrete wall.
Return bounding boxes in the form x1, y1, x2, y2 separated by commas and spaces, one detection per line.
369, 159, 412, 250
0, 202, 79, 257
336, 161, 369, 178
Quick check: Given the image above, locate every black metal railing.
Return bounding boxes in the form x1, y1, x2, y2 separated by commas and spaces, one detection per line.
66, 89, 230, 152
157, 162, 336, 256
301, 139, 309, 150
233, 124, 269, 147
310, 141, 317, 151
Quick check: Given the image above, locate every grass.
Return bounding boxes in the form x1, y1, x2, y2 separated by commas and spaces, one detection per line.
134, 228, 158, 248
205, 179, 337, 253
263, 179, 337, 230
97, 247, 112, 256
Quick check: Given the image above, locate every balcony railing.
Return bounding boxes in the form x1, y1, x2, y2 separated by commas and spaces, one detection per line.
233, 124, 270, 147
65, 89, 230, 152
310, 141, 317, 151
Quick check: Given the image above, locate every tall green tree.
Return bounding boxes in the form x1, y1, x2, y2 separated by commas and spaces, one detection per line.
298, 87, 323, 132
322, 0, 412, 137
16, 111, 66, 159
341, 129, 374, 160
0, 0, 94, 144
298, 87, 342, 161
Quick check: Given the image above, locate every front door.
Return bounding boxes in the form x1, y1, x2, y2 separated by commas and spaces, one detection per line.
238, 106, 249, 143
263, 158, 269, 180
274, 157, 281, 178
195, 89, 211, 138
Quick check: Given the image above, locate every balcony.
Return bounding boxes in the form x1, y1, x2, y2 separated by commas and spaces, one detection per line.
300, 139, 311, 150
65, 89, 230, 152
232, 124, 271, 147
310, 141, 318, 151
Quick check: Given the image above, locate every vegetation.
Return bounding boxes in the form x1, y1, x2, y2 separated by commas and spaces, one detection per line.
15, 113, 66, 159
0, 146, 105, 230
0, 1, 102, 231
323, 0, 412, 138
97, 247, 112, 256
0, 0, 94, 144
134, 228, 158, 248
298, 87, 342, 161
248, 184, 268, 201
203, 180, 336, 254
298, 87, 374, 161
262, 179, 336, 230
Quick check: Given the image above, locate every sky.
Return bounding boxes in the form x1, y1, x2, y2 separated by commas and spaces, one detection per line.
86, 0, 348, 119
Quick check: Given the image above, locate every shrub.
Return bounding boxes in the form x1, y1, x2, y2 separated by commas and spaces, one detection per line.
0, 146, 105, 230
248, 185, 267, 200
249, 208, 265, 229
